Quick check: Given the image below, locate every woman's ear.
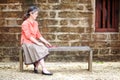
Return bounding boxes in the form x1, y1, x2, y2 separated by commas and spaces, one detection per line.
29, 12, 33, 16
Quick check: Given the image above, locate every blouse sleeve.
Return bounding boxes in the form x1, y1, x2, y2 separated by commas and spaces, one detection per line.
22, 22, 32, 40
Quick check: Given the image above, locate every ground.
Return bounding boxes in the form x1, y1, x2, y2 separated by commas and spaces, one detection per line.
0, 62, 120, 80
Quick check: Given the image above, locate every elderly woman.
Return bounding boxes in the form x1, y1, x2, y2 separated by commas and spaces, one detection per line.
21, 6, 53, 75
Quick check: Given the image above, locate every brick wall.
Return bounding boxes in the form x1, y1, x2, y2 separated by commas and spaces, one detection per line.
0, 0, 120, 62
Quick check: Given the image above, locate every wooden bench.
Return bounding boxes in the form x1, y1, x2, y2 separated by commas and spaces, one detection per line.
19, 46, 93, 72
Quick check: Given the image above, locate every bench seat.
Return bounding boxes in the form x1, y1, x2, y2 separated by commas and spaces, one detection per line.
19, 46, 93, 72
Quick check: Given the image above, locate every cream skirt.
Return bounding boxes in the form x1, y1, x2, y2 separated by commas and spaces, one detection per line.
22, 43, 49, 65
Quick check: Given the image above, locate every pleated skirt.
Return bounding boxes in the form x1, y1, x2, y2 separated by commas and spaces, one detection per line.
22, 43, 49, 65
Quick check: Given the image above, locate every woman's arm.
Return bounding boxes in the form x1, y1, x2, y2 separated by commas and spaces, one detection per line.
30, 37, 44, 46
39, 37, 52, 47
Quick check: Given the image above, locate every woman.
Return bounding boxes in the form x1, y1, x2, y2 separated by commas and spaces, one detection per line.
21, 6, 53, 75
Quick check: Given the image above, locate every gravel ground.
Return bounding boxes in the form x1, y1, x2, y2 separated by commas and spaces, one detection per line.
0, 62, 120, 80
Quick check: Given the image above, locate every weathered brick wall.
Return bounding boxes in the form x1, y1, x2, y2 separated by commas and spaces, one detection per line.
0, 0, 120, 62
91, 0, 120, 61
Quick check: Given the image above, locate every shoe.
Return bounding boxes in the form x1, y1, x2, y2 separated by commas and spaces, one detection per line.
42, 71, 53, 75
34, 68, 38, 73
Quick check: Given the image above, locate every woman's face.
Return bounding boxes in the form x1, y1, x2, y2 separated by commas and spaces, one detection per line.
30, 11, 38, 20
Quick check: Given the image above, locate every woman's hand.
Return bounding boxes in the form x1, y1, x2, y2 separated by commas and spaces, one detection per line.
39, 37, 53, 47
45, 42, 57, 48
45, 42, 52, 48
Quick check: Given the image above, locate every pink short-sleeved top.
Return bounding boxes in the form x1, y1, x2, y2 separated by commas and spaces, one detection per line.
21, 19, 42, 44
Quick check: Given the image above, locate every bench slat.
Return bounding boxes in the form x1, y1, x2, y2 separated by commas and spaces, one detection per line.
49, 46, 91, 51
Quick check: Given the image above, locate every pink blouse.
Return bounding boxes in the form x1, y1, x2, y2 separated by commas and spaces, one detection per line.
21, 19, 42, 44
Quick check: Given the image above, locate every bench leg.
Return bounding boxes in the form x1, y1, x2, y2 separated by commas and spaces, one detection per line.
88, 50, 92, 72
19, 49, 23, 71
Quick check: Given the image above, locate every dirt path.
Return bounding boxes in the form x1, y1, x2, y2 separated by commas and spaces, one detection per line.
0, 62, 120, 80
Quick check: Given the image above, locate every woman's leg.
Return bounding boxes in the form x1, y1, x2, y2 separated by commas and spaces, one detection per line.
39, 59, 49, 73
34, 61, 39, 70
33, 61, 39, 73
40, 59, 52, 75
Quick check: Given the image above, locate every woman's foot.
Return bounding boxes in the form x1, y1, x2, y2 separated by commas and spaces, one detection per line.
42, 71, 53, 75
42, 69, 53, 75
34, 68, 38, 73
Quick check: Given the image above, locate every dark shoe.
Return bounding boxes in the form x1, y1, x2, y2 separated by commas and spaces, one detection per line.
42, 71, 53, 75
34, 68, 38, 73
